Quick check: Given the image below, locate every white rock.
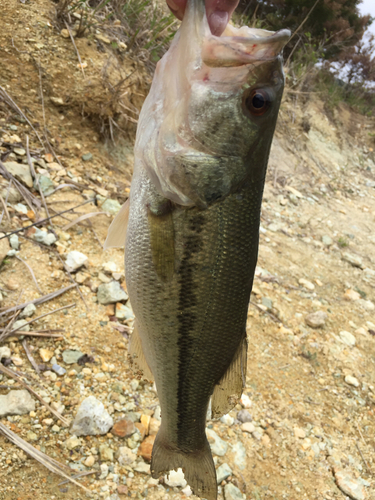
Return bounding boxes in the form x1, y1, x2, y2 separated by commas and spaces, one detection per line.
220, 414, 234, 426
305, 310, 327, 328
0, 390, 35, 417
4, 161, 33, 188
231, 441, 246, 470
9, 234, 19, 250
12, 319, 30, 332
358, 299, 375, 311
294, 427, 306, 438
70, 396, 113, 436
298, 278, 315, 290
33, 228, 57, 246
97, 281, 128, 305
224, 483, 244, 500
11, 356, 23, 366
102, 199, 121, 215
64, 435, 82, 450
339, 330, 356, 347
134, 462, 151, 474
241, 422, 255, 433
216, 463, 233, 483
99, 463, 109, 479
0, 346, 11, 360
342, 252, 364, 269
19, 303, 36, 318
65, 251, 88, 272
181, 486, 192, 497
165, 468, 187, 488
14, 203, 28, 215
115, 303, 134, 320
345, 375, 360, 387
240, 394, 251, 408
118, 446, 137, 466
102, 261, 118, 273
84, 455, 95, 467
206, 429, 228, 456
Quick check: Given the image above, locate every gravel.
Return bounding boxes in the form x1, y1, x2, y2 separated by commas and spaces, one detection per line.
0, 390, 35, 417
70, 396, 114, 436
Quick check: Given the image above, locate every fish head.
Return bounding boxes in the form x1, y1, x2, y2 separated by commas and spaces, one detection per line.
136, 1, 290, 207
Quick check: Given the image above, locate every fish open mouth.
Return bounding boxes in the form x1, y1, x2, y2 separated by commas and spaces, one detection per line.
202, 25, 291, 67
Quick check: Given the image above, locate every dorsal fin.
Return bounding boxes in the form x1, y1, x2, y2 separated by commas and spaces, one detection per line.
103, 199, 130, 249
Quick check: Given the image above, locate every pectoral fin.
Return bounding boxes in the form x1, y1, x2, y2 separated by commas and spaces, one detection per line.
128, 320, 154, 382
103, 199, 130, 249
211, 336, 248, 418
148, 208, 175, 282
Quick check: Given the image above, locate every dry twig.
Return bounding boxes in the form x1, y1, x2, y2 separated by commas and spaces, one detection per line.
15, 255, 43, 295
0, 86, 44, 147
0, 160, 41, 214
0, 364, 69, 426
62, 211, 108, 230
64, 20, 85, 77
0, 199, 94, 241
0, 284, 75, 317
14, 330, 64, 338
0, 422, 91, 492
0, 193, 10, 223
0, 303, 76, 342
22, 339, 41, 376
356, 440, 371, 474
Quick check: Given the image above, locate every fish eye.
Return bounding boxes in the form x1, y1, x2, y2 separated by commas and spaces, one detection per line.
243, 89, 271, 117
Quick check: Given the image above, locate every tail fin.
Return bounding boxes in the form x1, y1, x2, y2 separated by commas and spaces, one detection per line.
151, 432, 217, 500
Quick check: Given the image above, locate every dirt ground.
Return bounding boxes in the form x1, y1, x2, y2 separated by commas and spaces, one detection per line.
0, 1, 375, 500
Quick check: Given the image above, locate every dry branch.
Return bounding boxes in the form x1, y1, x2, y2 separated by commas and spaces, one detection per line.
0, 284, 76, 317
62, 211, 108, 230
15, 255, 43, 295
0, 422, 91, 493
0, 364, 69, 426
0, 303, 75, 342
0, 86, 44, 147
0, 199, 94, 241
22, 339, 42, 376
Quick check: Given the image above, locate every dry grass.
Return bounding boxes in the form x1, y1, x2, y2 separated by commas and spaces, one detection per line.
52, 0, 177, 139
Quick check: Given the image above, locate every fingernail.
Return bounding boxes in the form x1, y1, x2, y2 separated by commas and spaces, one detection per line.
208, 10, 229, 36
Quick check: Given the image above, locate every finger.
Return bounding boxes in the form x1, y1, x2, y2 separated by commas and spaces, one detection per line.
206, 0, 239, 35
166, 0, 186, 20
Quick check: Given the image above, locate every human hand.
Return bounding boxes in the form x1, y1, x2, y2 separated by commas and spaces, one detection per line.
166, 0, 239, 36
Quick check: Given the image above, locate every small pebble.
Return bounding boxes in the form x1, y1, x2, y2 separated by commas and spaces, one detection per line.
339, 330, 356, 347
239, 394, 251, 408
52, 364, 66, 376
305, 310, 327, 328
298, 278, 315, 290
237, 409, 252, 423
345, 375, 360, 387
241, 422, 255, 433
294, 427, 306, 438
39, 348, 53, 362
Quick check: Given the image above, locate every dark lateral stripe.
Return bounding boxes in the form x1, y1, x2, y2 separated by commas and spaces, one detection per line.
176, 213, 205, 450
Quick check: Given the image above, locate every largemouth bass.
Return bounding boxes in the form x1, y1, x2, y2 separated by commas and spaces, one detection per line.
105, 1, 290, 498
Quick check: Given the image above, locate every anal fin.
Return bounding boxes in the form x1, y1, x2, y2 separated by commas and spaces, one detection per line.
103, 199, 130, 249
211, 336, 247, 419
128, 320, 154, 382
